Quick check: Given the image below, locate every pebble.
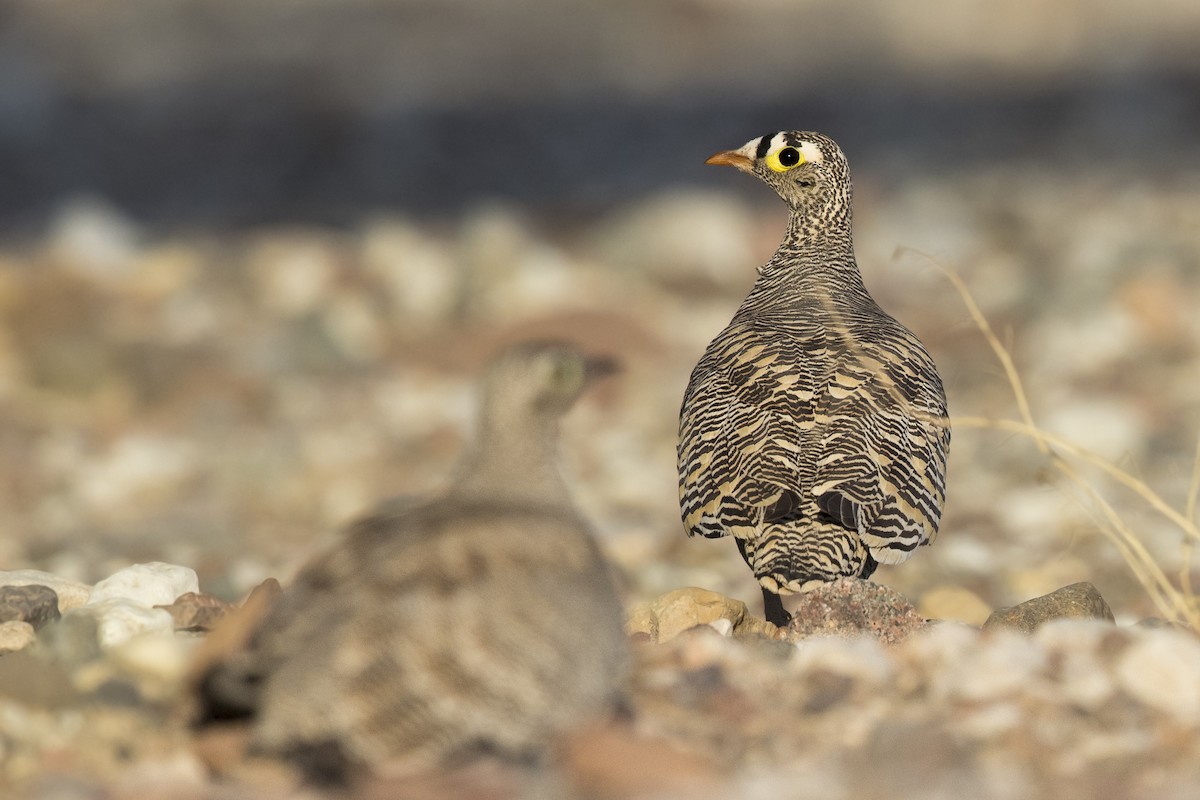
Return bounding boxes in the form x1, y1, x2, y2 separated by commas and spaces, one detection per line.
107, 634, 194, 696
88, 563, 199, 609
68, 599, 177, 650
1114, 628, 1200, 724
1034, 619, 1119, 710
784, 578, 929, 645
360, 217, 461, 331
0, 620, 37, 653
626, 586, 778, 644
155, 592, 235, 631
983, 582, 1115, 634
0, 570, 91, 611
47, 195, 142, 282
0, 584, 62, 630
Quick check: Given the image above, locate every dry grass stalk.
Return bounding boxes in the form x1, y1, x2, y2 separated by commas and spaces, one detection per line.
895, 247, 1200, 627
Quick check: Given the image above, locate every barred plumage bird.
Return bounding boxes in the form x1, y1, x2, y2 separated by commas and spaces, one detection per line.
677, 131, 950, 627
200, 343, 629, 779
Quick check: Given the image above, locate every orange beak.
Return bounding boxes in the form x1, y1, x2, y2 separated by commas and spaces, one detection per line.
705, 149, 755, 172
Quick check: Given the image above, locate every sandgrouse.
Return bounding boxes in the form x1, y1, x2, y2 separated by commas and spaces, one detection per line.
677, 131, 950, 627
201, 343, 629, 778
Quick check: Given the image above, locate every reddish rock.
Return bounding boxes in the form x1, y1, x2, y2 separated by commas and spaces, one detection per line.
155, 592, 235, 631
784, 578, 928, 645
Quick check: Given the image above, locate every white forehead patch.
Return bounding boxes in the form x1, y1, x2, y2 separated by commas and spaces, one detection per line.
796, 140, 824, 164
737, 134, 825, 165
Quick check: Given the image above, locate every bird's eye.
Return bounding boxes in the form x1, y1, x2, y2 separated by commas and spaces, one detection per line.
548, 355, 585, 396
766, 146, 804, 173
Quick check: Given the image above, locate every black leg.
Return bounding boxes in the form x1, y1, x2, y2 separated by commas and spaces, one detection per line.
762, 587, 791, 628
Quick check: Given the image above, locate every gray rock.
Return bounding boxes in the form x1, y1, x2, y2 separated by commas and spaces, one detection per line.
983, 582, 1114, 634
783, 578, 929, 646
0, 584, 62, 630
0, 570, 91, 611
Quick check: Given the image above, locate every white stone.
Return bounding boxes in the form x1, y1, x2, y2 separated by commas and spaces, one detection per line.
792, 634, 894, 687
109, 633, 195, 687
938, 630, 1046, 703
0, 620, 36, 653
69, 599, 176, 649
1035, 619, 1116, 709
48, 195, 142, 282
360, 218, 460, 331
248, 235, 336, 317
708, 618, 733, 637
1115, 629, 1200, 723
0, 569, 92, 611
87, 562, 199, 608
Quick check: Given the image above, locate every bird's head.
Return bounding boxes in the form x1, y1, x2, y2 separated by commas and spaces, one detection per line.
485, 342, 618, 422
706, 131, 851, 217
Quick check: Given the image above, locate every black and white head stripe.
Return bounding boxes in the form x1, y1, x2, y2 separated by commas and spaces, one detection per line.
751, 132, 826, 165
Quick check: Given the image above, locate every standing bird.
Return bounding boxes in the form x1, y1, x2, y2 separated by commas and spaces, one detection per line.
200, 343, 629, 780
677, 131, 950, 627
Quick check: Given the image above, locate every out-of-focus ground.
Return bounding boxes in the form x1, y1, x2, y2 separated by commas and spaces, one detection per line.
1, 0, 1200, 795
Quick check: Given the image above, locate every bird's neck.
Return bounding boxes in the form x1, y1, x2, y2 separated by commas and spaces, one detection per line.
755, 205, 868, 298
455, 414, 571, 506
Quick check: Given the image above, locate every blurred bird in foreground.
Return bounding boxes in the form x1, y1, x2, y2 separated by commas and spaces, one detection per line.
678, 131, 950, 626
196, 342, 629, 783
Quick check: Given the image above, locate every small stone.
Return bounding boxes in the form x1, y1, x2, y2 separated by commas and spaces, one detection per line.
1035, 619, 1119, 710
88, 562, 200, 609
784, 578, 929, 645
68, 598, 177, 649
108, 634, 194, 696
937, 629, 1046, 704
38, 609, 104, 666
0, 569, 91, 611
1115, 629, 1200, 723
48, 195, 143, 282
0, 584, 62, 630
155, 592, 235, 631
0, 620, 36, 653
983, 582, 1114, 634
628, 587, 778, 644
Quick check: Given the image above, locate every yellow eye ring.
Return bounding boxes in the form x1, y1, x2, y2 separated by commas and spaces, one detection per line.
766, 146, 805, 173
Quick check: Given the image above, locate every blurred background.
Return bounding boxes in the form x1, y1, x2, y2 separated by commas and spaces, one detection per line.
1, 0, 1198, 621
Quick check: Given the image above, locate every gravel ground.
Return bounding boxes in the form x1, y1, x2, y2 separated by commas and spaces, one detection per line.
1, 3, 1199, 794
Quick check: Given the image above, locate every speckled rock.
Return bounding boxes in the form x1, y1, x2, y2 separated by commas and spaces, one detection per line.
0, 570, 91, 611
784, 578, 929, 645
983, 582, 1114, 634
627, 587, 779, 644
0, 620, 37, 653
0, 584, 61, 630
88, 563, 200, 609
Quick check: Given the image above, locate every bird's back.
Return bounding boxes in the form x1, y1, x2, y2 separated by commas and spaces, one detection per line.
251, 497, 628, 772
678, 288, 949, 589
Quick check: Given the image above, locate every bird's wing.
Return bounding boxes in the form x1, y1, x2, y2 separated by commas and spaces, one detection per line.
810, 323, 950, 564
678, 322, 816, 539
